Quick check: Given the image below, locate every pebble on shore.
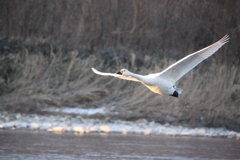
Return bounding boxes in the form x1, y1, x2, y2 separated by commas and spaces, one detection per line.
30, 123, 39, 130
122, 131, 128, 135
48, 127, 64, 132
73, 127, 84, 133
100, 125, 110, 133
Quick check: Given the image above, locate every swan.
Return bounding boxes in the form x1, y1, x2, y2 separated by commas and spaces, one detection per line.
92, 35, 229, 98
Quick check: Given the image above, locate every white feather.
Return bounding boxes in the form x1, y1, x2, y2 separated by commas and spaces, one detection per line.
157, 34, 229, 83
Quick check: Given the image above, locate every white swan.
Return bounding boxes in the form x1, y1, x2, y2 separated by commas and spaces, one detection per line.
92, 35, 229, 98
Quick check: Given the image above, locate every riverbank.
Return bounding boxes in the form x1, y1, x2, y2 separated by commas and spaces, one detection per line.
1, 112, 240, 139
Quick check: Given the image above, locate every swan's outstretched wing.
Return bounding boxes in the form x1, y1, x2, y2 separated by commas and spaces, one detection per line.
92, 68, 140, 82
158, 35, 229, 83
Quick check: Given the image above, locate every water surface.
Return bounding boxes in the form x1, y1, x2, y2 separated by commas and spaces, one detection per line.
0, 130, 239, 160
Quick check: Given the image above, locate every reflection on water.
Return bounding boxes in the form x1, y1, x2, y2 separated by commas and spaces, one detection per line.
0, 130, 239, 160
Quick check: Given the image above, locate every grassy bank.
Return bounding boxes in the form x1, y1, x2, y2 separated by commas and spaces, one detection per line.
0, 39, 239, 131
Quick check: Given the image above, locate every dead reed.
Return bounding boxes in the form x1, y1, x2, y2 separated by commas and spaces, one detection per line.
0, 40, 239, 131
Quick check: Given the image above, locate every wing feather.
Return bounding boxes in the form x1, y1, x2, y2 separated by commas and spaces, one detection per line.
158, 35, 229, 82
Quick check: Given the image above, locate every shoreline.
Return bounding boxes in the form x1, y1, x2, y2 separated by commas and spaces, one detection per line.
1, 112, 240, 139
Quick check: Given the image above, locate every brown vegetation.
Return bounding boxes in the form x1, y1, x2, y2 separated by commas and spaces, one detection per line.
0, 0, 239, 131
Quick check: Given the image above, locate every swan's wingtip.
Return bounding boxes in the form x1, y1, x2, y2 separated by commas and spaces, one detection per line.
220, 34, 230, 44
91, 68, 98, 73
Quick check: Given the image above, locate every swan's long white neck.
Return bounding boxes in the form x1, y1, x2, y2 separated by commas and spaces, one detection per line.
125, 71, 144, 81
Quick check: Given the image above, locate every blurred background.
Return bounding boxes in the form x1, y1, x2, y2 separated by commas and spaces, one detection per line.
0, 0, 239, 131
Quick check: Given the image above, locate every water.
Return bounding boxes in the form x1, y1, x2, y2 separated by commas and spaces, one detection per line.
0, 130, 239, 160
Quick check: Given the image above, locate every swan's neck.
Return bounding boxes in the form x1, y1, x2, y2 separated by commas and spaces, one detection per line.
127, 72, 144, 81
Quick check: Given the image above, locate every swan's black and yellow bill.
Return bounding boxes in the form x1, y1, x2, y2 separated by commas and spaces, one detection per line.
116, 69, 124, 75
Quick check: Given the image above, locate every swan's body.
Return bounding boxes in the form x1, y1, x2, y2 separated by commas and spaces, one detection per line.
92, 35, 229, 98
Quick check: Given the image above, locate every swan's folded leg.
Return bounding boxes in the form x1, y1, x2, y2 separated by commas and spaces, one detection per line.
170, 88, 183, 98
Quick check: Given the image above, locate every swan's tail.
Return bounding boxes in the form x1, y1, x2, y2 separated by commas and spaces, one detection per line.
171, 88, 183, 98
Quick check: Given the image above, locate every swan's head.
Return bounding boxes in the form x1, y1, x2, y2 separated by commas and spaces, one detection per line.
116, 69, 131, 76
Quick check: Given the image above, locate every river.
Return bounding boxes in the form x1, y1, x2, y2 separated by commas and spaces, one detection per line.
0, 130, 239, 160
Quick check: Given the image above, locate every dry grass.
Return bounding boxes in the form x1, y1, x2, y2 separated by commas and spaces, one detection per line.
0, 0, 239, 131
0, 40, 239, 131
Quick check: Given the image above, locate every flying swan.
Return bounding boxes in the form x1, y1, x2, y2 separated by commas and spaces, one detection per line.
92, 35, 229, 98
